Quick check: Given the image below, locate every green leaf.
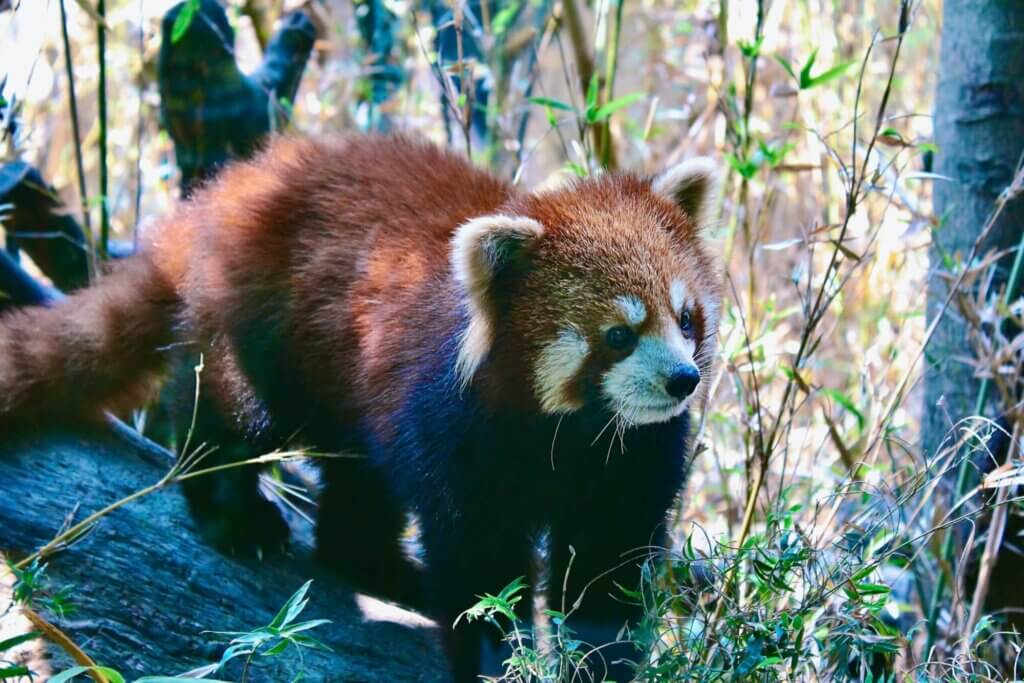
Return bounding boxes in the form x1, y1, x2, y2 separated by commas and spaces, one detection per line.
585, 73, 600, 110
799, 50, 857, 89
798, 48, 819, 88
262, 639, 292, 657
566, 161, 588, 178
544, 105, 558, 128
821, 388, 865, 431
270, 580, 314, 629
49, 666, 125, 683
288, 634, 332, 652
774, 54, 797, 81
528, 97, 570, 128
527, 96, 574, 112
591, 92, 645, 123
280, 619, 332, 637
851, 565, 876, 582
726, 152, 760, 180
490, 2, 520, 37
738, 36, 763, 59
0, 631, 41, 653
171, 0, 200, 44
806, 60, 857, 88
0, 666, 32, 679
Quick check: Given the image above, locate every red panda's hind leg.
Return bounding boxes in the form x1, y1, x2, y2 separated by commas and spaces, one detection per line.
167, 351, 289, 556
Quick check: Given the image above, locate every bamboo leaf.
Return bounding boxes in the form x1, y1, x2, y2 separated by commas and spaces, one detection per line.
774, 54, 797, 81
592, 92, 645, 122
0, 631, 41, 653
171, 0, 201, 44
527, 96, 575, 112
49, 666, 124, 683
822, 388, 865, 431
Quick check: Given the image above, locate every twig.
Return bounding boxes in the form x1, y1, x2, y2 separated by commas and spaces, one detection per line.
559, 0, 594, 96
559, 0, 605, 163
23, 607, 110, 683
762, 10, 908, 466
58, 0, 93, 278
96, 0, 109, 261
12, 447, 310, 572
923, 160, 1024, 656
961, 421, 1021, 656
452, 2, 473, 159
132, 0, 145, 250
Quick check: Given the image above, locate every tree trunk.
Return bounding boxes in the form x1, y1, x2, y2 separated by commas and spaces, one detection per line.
924, 0, 1024, 457
924, 0, 1024, 633
0, 430, 445, 682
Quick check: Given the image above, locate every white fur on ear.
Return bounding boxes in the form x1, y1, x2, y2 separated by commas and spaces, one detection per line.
651, 157, 720, 228
450, 214, 545, 387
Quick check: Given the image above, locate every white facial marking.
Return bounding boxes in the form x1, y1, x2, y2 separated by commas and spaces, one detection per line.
534, 326, 589, 414
702, 296, 720, 330
455, 316, 492, 389
450, 214, 545, 388
615, 295, 647, 327
670, 280, 687, 315
602, 318, 699, 425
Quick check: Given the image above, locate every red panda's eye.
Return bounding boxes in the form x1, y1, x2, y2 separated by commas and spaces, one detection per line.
605, 325, 637, 351
680, 310, 694, 337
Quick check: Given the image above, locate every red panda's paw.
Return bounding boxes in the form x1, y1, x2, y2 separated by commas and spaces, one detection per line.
316, 538, 425, 612
191, 492, 291, 558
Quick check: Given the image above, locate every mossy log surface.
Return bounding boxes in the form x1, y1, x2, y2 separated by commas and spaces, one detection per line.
0, 430, 446, 682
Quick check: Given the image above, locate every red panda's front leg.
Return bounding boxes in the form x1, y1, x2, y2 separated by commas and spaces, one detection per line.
315, 456, 424, 609
420, 517, 534, 683
547, 493, 678, 682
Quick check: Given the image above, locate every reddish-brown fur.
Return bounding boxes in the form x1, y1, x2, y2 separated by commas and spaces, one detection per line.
0, 135, 511, 426
0, 255, 176, 425
0, 134, 720, 432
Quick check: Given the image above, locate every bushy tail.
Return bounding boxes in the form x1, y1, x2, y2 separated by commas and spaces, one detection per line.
0, 255, 179, 426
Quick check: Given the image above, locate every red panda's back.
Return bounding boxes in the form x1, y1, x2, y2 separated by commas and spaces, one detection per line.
151, 134, 515, 429
289, 135, 517, 418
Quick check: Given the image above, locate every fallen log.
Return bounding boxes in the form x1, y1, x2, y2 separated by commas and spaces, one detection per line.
0, 430, 446, 682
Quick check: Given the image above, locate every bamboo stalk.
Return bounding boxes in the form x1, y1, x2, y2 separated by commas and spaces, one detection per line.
597, 0, 624, 169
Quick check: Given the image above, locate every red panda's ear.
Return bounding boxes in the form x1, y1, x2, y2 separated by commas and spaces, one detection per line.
450, 214, 545, 386
651, 157, 720, 230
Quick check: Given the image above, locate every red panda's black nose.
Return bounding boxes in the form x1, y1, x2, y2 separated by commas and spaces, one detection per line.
666, 364, 700, 399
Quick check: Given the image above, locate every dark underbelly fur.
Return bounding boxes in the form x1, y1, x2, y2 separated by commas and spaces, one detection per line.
172, 334, 692, 683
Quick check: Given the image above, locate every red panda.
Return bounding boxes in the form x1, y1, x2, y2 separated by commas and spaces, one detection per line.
0, 134, 721, 682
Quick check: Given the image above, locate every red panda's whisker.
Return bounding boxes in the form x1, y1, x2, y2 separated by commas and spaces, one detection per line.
591, 411, 621, 447
549, 414, 565, 471
605, 422, 620, 464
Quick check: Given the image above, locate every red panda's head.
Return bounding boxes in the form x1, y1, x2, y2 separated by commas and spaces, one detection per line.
451, 159, 722, 426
